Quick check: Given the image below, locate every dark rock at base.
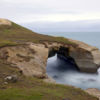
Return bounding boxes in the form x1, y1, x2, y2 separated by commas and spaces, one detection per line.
4, 75, 18, 83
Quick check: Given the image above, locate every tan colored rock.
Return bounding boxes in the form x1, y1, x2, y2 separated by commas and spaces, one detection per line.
69, 39, 100, 73
85, 88, 100, 100
0, 18, 12, 26
0, 43, 49, 78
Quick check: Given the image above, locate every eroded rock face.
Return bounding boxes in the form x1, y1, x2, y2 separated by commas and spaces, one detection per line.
0, 43, 49, 78
69, 39, 100, 73
0, 18, 12, 26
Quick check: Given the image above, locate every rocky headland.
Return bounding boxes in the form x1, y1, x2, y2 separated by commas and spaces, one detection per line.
0, 18, 99, 100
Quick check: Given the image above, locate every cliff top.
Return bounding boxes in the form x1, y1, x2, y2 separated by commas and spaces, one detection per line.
0, 18, 97, 52
0, 18, 12, 26
0, 19, 75, 48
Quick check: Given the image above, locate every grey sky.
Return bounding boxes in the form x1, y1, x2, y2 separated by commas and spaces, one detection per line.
22, 20, 100, 32
0, 0, 100, 32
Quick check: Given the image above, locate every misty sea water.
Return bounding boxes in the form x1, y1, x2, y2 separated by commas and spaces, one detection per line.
45, 32, 100, 89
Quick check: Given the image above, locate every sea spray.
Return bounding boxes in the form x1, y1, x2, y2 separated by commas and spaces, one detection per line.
47, 54, 100, 89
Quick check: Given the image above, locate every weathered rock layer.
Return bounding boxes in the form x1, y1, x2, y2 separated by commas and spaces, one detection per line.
68, 39, 100, 73
0, 43, 48, 78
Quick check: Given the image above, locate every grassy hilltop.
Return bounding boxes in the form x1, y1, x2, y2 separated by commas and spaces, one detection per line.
0, 22, 74, 47
0, 20, 98, 100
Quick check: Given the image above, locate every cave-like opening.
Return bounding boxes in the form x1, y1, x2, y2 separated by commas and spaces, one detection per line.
47, 46, 79, 72
46, 46, 80, 81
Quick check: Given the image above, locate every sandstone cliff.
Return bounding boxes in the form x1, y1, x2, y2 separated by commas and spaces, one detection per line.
0, 43, 48, 78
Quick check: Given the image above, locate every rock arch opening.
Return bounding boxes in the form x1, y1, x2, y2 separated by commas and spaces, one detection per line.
47, 46, 80, 72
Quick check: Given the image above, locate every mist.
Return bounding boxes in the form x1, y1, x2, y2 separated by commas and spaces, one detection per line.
46, 54, 100, 89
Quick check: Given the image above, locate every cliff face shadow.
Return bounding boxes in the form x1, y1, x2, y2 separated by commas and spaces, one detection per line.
48, 46, 80, 72
56, 54, 79, 71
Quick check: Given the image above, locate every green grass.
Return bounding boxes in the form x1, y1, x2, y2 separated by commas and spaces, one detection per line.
0, 88, 43, 100
0, 22, 76, 48
0, 79, 98, 100
0, 59, 98, 100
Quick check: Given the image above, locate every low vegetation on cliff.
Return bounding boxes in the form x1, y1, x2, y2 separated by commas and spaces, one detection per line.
0, 19, 98, 100
0, 22, 75, 47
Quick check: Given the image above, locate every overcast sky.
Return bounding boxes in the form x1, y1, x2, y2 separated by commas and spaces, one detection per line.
0, 0, 100, 32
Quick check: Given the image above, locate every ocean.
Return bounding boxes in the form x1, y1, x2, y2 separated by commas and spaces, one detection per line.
44, 32, 100, 89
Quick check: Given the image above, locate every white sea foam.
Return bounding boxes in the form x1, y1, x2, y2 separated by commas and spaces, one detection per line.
46, 55, 100, 89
